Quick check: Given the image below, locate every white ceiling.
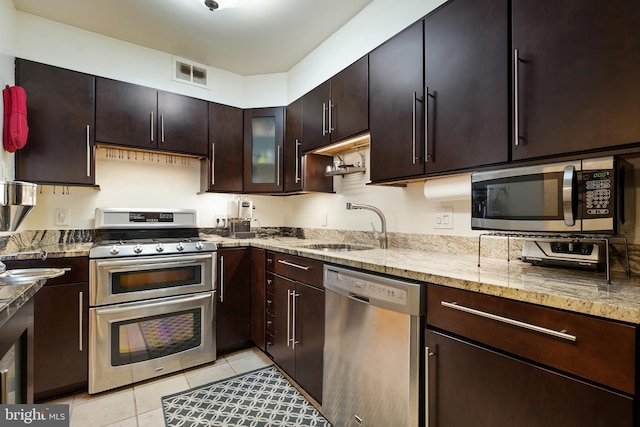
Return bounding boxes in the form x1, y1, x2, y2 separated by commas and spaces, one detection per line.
11, 0, 373, 76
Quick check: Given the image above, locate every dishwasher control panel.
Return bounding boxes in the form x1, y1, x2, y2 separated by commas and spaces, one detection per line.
342, 275, 408, 305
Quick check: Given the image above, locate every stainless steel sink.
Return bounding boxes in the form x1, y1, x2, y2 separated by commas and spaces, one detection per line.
300, 243, 374, 252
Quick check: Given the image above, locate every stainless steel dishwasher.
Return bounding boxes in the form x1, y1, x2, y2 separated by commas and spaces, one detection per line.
323, 265, 424, 427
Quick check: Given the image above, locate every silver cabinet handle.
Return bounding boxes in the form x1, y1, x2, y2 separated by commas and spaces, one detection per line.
425, 346, 434, 426
211, 142, 215, 186
150, 111, 154, 142
86, 125, 91, 177
292, 291, 299, 349
562, 165, 576, 226
295, 139, 301, 184
160, 114, 165, 143
441, 301, 577, 342
79, 291, 84, 352
322, 102, 327, 136
277, 259, 310, 270
219, 255, 224, 303
276, 145, 281, 186
412, 92, 417, 164
328, 100, 334, 133
425, 87, 433, 163
514, 48, 521, 146
286, 289, 292, 348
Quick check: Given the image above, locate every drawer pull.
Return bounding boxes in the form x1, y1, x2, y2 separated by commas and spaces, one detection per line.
441, 301, 577, 342
277, 259, 310, 271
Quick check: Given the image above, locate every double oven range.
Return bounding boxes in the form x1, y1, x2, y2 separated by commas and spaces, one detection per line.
88, 208, 217, 394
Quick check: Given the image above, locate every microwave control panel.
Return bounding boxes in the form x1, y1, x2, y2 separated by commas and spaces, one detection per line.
582, 169, 613, 217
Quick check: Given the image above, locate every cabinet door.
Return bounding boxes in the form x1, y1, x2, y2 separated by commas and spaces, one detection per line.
243, 107, 284, 192
425, 330, 633, 427
284, 98, 304, 192
216, 248, 252, 353
157, 91, 208, 156
301, 81, 331, 152
424, 0, 509, 174
512, 0, 640, 160
294, 282, 324, 404
269, 274, 296, 377
330, 56, 369, 142
250, 248, 266, 350
15, 59, 95, 185
95, 78, 157, 150
34, 282, 88, 402
205, 103, 243, 192
369, 21, 425, 183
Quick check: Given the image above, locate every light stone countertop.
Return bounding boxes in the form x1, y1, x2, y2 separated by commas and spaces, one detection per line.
2, 237, 640, 325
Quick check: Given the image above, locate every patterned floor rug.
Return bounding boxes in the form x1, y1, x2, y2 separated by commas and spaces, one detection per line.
162, 365, 332, 426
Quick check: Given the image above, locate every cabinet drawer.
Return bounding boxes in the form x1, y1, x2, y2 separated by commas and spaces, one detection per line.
266, 273, 275, 293
266, 291, 275, 315
271, 252, 323, 287
266, 312, 275, 337
3, 256, 89, 285
427, 284, 636, 394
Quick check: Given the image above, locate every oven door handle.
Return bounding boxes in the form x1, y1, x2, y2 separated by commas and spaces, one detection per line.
95, 259, 205, 272
92, 292, 213, 316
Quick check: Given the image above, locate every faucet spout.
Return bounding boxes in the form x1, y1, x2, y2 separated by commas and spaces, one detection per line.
345, 202, 388, 249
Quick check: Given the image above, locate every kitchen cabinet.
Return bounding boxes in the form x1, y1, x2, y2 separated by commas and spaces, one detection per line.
216, 248, 252, 354
425, 284, 636, 426
3, 257, 88, 402
95, 78, 209, 157
284, 98, 333, 193
243, 107, 284, 193
301, 56, 368, 152
265, 252, 324, 403
250, 248, 266, 351
511, 0, 640, 161
201, 102, 244, 193
369, 21, 425, 183
423, 0, 509, 174
15, 59, 96, 186
0, 298, 34, 404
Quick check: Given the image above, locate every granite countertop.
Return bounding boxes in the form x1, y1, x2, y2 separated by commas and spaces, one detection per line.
2, 237, 640, 325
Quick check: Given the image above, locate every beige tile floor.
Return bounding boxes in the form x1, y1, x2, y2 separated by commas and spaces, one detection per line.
45, 347, 273, 427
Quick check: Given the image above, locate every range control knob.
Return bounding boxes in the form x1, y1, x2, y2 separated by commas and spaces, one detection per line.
109, 245, 120, 255
195, 241, 204, 250
176, 242, 185, 252
133, 244, 143, 254
156, 243, 165, 253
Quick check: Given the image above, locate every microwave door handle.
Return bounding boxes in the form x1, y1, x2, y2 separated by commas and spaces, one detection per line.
563, 165, 576, 226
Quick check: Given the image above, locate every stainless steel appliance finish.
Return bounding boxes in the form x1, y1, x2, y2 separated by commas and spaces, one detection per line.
521, 239, 605, 269
323, 265, 424, 427
89, 208, 217, 394
0, 181, 37, 232
471, 156, 635, 235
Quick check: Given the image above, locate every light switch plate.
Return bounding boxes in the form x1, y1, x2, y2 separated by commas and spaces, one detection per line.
433, 206, 453, 229
55, 208, 70, 226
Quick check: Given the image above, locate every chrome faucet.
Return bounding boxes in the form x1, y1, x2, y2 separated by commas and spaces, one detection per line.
346, 202, 388, 249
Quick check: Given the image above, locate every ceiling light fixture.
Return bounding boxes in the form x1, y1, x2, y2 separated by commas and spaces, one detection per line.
202, 0, 247, 11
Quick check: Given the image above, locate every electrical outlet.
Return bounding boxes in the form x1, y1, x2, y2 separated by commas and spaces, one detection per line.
433, 206, 453, 229
55, 208, 70, 226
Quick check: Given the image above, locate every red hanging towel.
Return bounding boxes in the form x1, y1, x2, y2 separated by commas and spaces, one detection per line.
2, 85, 28, 153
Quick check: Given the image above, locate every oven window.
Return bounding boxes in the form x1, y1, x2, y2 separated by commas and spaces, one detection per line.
111, 309, 201, 366
112, 265, 202, 294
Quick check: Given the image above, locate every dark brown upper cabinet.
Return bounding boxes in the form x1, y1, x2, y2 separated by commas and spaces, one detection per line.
15, 59, 96, 186
284, 98, 333, 193
424, 0, 509, 174
369, 21, 425, 183
243, 107, 284, 193
301, 56, 368, 152
95, 78, 208, 157
201, 102, 244, 193
512, 0, 640, 161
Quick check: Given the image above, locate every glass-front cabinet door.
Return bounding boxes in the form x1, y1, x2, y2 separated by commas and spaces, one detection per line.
243, 107, 284, 192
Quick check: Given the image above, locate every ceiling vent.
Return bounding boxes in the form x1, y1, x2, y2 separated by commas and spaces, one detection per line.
172, 57, 210, 89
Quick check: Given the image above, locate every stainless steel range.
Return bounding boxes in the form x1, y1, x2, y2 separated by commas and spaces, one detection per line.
88, 208, 217, 394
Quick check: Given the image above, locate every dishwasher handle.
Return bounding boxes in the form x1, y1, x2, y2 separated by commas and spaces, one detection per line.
348, 293, 370, 304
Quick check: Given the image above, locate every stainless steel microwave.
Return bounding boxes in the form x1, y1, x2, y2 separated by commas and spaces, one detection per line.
471, 156, 635, 235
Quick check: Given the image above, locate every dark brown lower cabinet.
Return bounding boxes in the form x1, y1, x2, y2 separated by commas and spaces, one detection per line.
268, 274, 324, 403
425, 329, 633, 427
216, 248, 252, 354
3, 257, 89, 402
250, 248, 266, 350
